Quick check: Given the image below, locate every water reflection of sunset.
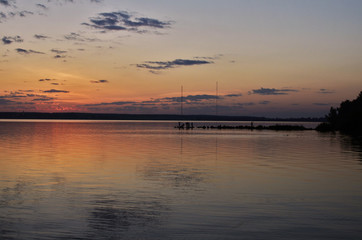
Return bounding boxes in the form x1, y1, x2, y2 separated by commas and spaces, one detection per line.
1, 121, 362, 239
1, 121, 360, 192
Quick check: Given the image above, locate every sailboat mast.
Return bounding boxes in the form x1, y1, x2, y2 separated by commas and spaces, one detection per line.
181, 85, 183, 116
216, 81, 218, 116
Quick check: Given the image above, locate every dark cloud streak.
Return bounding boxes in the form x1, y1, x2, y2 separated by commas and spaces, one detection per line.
42, 89, 69, 93
34, 34, 49, 40
317, 89, 335, 94
224, 93, 242, 97
136, 59, 213, 72
51, 49, 67, 54
36, 4, 48, 10
32, 97, 55, 101
83, 101, 136, 107
250, 87, 299, 95
0, 0, 14, 7
39, 78, 53, 82
54, 55, 65, 59
83, 11, 172, 33
15, 48, 45, 55
90, 80, 109, 83
82, 92, 242, 108
0, 99, 16, 105
0, 12, 6, 22
64, 32, 99, 42
2, 36, 23, 45
162, 94, 218, 103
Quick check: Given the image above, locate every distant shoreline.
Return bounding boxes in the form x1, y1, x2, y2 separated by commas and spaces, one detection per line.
0, 112, 324, 122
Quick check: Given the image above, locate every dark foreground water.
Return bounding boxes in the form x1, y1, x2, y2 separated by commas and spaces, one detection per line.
0, 120, 362, 240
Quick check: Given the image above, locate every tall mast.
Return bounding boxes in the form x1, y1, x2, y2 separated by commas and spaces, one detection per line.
181, 85, 183, 116
216, 81, 218, 116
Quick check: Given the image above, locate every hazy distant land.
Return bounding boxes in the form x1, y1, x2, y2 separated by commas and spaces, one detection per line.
0, 112, 324, 122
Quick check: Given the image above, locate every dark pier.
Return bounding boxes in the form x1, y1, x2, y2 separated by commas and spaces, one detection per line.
175, 122, 195, 130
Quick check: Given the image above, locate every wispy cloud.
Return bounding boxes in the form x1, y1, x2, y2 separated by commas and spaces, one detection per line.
15, 48, 45, 55
51, 49, 67, 54
34, 34, 49, 40
249, 87, 299, 95
0, 1, 17, 22
2, 36, 23, 45
0, 90, 54, 105
18, 90, 34, 93
82, 11, 173, 33
47, 0, 103, 3
64, 32, 99, 42
36, 4, 48, 10
38, 79, 63, 86
0, 89, 69, 110
6, 10, 34, 19
82, 92, 242, 108
51, 49, 68, 59
54, 55, 66, 59
224, 93, 243, 97
90, 79, 109, 83
42, 89, 69, 93
162, 94, 218, 103
0, 0, 14, 7
83, 101, 136, 107
39, 78, 55, 82
32, 96, 56, 101
0, 98, 16, 105
26, 94, 47, 97
0, 8, 35, 23
136, 59, 213, 73
0, 12, 6, 22
149, 92, 241, 104
194, 54, 223, 60
316, 88, 335, 94
0, 91, 27, 99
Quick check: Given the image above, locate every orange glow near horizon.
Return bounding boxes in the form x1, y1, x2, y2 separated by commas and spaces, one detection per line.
1, 1, 362, 117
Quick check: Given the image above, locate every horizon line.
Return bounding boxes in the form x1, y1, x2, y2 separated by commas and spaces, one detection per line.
0, 111, 325, 121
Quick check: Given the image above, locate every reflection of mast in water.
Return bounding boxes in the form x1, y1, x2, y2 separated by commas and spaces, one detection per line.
180, 85, 184, 159
215, 134, 218, 162
180, 132, 183, 156
215, 81, 219, 162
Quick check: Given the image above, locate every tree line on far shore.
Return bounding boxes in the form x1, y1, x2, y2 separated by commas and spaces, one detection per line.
316, 91, 362, 134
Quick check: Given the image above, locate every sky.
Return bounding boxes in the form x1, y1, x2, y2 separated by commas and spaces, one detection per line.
1, 0, 362, 117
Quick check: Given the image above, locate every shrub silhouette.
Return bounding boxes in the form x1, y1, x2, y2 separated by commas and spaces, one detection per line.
316, 91, 362, 134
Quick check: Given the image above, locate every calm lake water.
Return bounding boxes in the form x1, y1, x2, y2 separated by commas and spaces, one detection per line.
1, 120, 362, 240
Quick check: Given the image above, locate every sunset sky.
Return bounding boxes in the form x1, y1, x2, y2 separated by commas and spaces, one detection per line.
1, 0, 362, 117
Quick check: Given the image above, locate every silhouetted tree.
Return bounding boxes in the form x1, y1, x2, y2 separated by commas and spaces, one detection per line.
316, 91, 362, 134
326, 107, 338, 127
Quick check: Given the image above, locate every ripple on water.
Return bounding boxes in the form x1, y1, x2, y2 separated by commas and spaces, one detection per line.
1, 121, 362, 239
